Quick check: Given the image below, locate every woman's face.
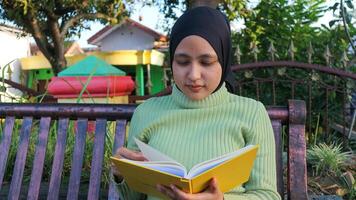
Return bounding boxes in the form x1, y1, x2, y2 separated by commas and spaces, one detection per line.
172, 35, 222, 101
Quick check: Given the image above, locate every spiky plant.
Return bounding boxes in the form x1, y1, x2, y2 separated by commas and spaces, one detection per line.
307, 143, 352, 176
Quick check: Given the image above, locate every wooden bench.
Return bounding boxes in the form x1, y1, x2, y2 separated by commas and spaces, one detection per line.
0, 100, 307, 200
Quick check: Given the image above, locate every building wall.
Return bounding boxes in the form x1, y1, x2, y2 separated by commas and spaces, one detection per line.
0, 26, 31, 100
100, 24, 155, 51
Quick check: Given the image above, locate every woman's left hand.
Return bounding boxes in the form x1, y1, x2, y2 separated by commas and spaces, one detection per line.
156, 178, 223, 200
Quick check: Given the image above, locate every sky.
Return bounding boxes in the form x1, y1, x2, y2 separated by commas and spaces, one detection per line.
75, 0, 353, 48
75, 5, 165, 48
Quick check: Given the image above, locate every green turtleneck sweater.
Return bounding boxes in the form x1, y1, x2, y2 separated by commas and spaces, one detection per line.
116, 84, 281, 200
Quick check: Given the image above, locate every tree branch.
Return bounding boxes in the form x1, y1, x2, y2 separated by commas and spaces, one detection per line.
60, 13, 111, 38
45, 7, 59, 21
53, 4, 76, 16
23, 7, 65, 74
25, 9, 53, 59
189, 0, 220, 9
341, 0, 356, 56
48, 18, 63, 57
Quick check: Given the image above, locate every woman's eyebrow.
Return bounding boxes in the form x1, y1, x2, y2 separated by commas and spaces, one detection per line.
174, 53, 191, 58
174, 53, 217, 59
198, 54, 217, 59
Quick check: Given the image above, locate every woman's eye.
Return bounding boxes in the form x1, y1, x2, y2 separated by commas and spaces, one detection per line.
201, 60, 215, 66
176, 60, 190, 66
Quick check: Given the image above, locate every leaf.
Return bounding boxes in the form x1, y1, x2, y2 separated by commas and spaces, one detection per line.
336, 188, 347, 196
321, 24, 330, 30
329, 19, 339, 27
0, 86, 6, 92
341, 171, 355, 189
345, 13, 352, 24
277, 67, 287, 76
345, 0, 354, 9
330, 2, 339, 12
244, 71, 253, 79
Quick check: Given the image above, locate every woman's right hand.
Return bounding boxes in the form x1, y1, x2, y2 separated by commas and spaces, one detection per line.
111, 147, 148, 181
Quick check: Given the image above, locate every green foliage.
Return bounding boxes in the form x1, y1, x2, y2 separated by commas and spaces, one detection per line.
307, 143, 352, 176
231, 0, 355, 66
141, 0, 249, 32
0, 0, 128, 37
232, 0, 328, 63
340, 171, 356, 200
328, 0, 356, 56
231, 1, 356, 149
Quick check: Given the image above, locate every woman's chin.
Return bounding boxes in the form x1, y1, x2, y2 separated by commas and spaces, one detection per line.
185, 92, 208, 101
181, 86, 210, 100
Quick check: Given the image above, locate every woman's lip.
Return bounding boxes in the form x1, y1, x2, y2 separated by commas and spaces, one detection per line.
187, 85, 203, 92
187, 84, 204, 88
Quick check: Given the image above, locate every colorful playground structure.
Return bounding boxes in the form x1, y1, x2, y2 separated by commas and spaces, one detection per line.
47, 56, 135, 104
19, 49, 168, 99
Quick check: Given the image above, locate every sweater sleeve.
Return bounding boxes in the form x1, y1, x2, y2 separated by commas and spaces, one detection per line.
224, 102, 281, 200
115, 105, 147, 200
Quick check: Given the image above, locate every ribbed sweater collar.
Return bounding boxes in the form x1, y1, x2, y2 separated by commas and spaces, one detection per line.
171, 83, 230, 109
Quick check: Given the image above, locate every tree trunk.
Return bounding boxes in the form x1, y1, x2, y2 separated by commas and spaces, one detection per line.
188, 0, 220, 9
48, 18, 67, 75
32, 37, 66, 76
27, 17, 66, 76
48, 54, 66, 75
54, 41, 67, 75
39, 35, 66, 76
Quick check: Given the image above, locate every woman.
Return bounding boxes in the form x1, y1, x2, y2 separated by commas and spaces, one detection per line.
112, 6, 281, 200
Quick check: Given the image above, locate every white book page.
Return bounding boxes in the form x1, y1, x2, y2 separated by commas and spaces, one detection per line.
134, 138, 187, 176
186, 145, 255, 179
121, 159, 187, 177
144, 164, 186, 177
135, 138, 178, 162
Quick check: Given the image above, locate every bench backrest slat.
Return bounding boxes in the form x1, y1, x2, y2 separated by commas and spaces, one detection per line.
113, 120, 127, 153
108, 120, 127, 199
88, 119, 107, 200
67, 118, 88, 200
271, 120, 284, 197
48, 118, 69, 200
27, 117, 51, 200
0, 116, 15, 191
8, 117, 33, 200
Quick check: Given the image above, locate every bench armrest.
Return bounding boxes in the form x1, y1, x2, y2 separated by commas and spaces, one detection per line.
288, 100, 308, 200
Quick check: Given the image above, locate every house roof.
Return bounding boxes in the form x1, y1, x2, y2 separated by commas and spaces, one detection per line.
58, 55, 126, 77
0, 24, 26, 34
87, 18, 167, 45
30, 41, 83, 56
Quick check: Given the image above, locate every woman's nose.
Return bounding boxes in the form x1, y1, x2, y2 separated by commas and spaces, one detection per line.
187, 64, 201, 80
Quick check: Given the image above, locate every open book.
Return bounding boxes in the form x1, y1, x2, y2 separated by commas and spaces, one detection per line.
110, 138, 258, 199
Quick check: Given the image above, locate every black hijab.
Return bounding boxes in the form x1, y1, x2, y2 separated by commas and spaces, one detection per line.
169, 6, 236, 93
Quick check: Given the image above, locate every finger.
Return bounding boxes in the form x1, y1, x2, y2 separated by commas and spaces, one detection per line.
208, 178, 219, 193
157, 184, 178, 199
113, 147, 124, 158
119, 148, 139, 160
204, 178, 224, 200
119, 148, 148, 161
110, 164, 120, 176
169, 184, 191, 200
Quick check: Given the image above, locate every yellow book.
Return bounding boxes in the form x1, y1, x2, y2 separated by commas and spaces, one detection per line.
110, 138, 258, 199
